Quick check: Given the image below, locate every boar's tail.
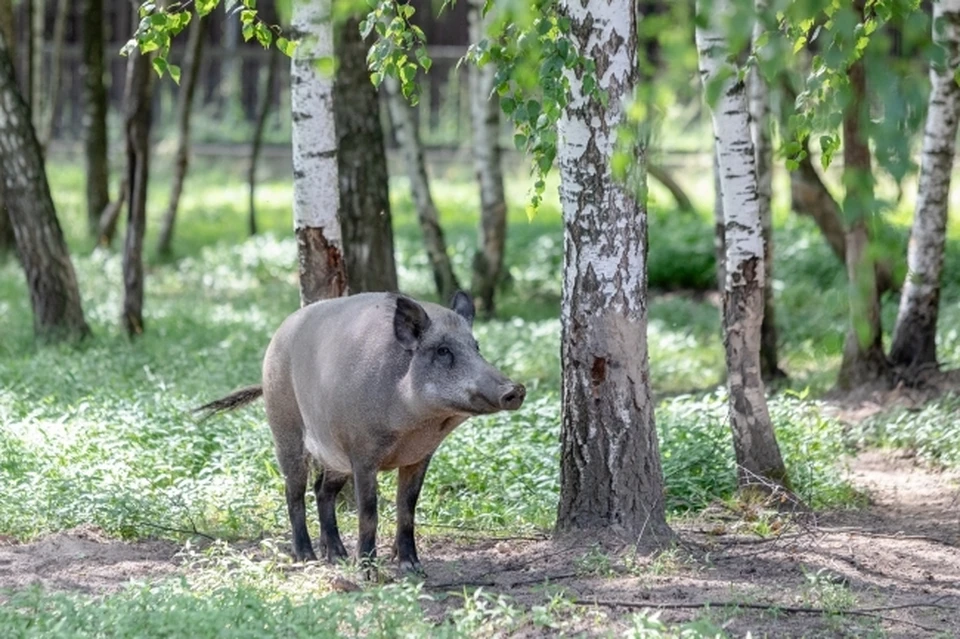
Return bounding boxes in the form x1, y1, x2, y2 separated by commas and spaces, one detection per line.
193, 385, 264, 421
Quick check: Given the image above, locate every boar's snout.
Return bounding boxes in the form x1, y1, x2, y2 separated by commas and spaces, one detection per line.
499, 383, 526, 411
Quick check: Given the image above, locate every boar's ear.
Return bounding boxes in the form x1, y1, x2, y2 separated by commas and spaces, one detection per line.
450, 290, 475, 327
394, 295, 432, 350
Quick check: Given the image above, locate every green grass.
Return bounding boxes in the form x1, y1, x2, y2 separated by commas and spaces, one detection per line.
2, 154, 960, 635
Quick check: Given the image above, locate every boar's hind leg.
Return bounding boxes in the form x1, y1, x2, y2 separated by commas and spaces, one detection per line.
394, 455, 432, 576
283, 457, 317, 562
313, 469, 349, 562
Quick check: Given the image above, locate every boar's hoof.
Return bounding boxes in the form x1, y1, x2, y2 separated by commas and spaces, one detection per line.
398, 558, 426, 579
322, 540, 348, 564
294, 547, 318, 563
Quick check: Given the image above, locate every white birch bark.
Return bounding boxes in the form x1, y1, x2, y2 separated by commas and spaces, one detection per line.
697, 0, 788, 488
890, 0, 960, 369
555, 0, 671, 543
290, 0, 346, 305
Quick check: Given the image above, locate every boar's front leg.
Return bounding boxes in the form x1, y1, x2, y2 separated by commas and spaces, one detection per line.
351, 458, 380, 572
313, 469, 349, 563
394, 455, 432, 576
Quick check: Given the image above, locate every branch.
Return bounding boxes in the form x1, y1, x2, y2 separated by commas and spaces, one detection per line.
573, 596, 953, 633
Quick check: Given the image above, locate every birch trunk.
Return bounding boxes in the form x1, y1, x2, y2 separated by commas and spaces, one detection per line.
82, 0, 109, 237
837, 18, 889, 389
385, 77, 460, 301
697, 0, 789, 489
889, 0, 960, 371
248, 46, 279, 237
0, 29, 89, 340
713, 146, 726, 294
291, 0, 347, 306
468, 0, 507, 317
40, 0, 68, 148
0, 0, 14, 255
121, 44, 153, 337
555, 0, 671, 543
334, 16, 397, 293
749, 9, 783, 381
29, 0, 42, 132
157, 13, 205, 256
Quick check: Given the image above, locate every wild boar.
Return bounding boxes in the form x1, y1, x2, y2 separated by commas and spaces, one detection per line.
196, 291, 525, 575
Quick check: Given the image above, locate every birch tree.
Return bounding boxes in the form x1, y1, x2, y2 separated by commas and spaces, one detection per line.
0, 29, 89, 340
697, 0, 789, 489
554, 0, 671, 543
82, 0, 109, 236
889, 0, 960, 371
468, 0, 508, 317
291, 0, 348, 305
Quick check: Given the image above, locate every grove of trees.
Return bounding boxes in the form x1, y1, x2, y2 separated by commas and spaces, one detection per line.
1, 0, 958, 551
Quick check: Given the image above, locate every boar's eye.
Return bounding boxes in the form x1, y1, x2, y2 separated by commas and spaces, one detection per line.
473, 340, 480, 353
436, 346, 451, 358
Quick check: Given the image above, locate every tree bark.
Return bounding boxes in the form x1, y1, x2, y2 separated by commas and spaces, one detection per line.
82, 0, 109, 237
97, 177, 127, 247
0, 30, 89, 340
0, 0, 15, 256
333, 15, 398, 293
555, 0, 672, 544
713, 146, 725, 294
29, 0, 42, 132
248, 46, 279, 237
121, 44, 154, 337
468, 0, 508, 317
889, 0, 960, 372
790, 150, 848, 263
291, 0, 348, 306
697, 0, 789, 490
156, 13, 206, 257
40, 0, 68, 148
837, 17, 890, 390
385, 77, 460, 302
749, 4, 785, 381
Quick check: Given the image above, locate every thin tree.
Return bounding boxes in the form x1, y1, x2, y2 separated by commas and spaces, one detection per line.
837, 0, 889, 389
889, 0, 960, 371
697, 0, 789, 489
468, 0, 508, 317
27, 0, 42, 132
0, 29, 89, 340
748, 2, 785, 381
0, 0, 16, 256
121, 43, 154, 336
40, 0, 69, 148
555, 0, 672, 543
248, 46, 279, 236
384, 77, 460, 302
157, 13, 206, 256
291, 0, 348, 305
334, 15, 398, 293
82, 0, 110, 236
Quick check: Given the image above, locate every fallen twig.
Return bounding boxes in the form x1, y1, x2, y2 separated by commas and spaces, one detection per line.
572, 595, 953, 633
138, 521, 217, 542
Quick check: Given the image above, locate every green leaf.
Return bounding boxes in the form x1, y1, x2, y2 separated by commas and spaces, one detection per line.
276, 37, 297, 57
254, 23, 272, 49
514, 133, 527, 151
169, 64, 182, 85
242, 22, 254, 42
315, 56, 335, 77
500, 96, 516, 114
240, 9, 256, 24
196, 0, 218, 17
151, 56, 169, 78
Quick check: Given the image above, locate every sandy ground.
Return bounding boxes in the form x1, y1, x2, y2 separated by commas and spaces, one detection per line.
1, 450, 957, 637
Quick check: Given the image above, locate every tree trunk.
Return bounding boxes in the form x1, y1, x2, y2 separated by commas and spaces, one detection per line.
29, 0, 42, 132
790, 150, 848, 263
0, 30, 89, 340
889, 0, 960, 372
97, 177, 127, 247
248, 46, 279, 237
121, 44, 154, 337
837, 18, 890, 390
697, 0, 789, 490
748, 5, 785, 381
156, 13, 206, 257
333, 15, 398, 293
0, 0, 15, 257
713, 146, 725, 294
468, 0, 507, 317
555, 0, 672, 544
291, 0, 347, 306
385, 77, 460, 302
40, 0, 68, 148
82, 0, 109, 237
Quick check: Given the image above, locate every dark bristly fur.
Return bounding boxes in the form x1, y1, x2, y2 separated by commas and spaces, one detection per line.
193, 385, 264, 420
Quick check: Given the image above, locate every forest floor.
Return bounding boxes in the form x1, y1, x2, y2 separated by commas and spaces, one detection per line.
2, 440, 957, 637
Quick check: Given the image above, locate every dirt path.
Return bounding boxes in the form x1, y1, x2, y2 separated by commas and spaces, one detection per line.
1, 452, 958, 637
